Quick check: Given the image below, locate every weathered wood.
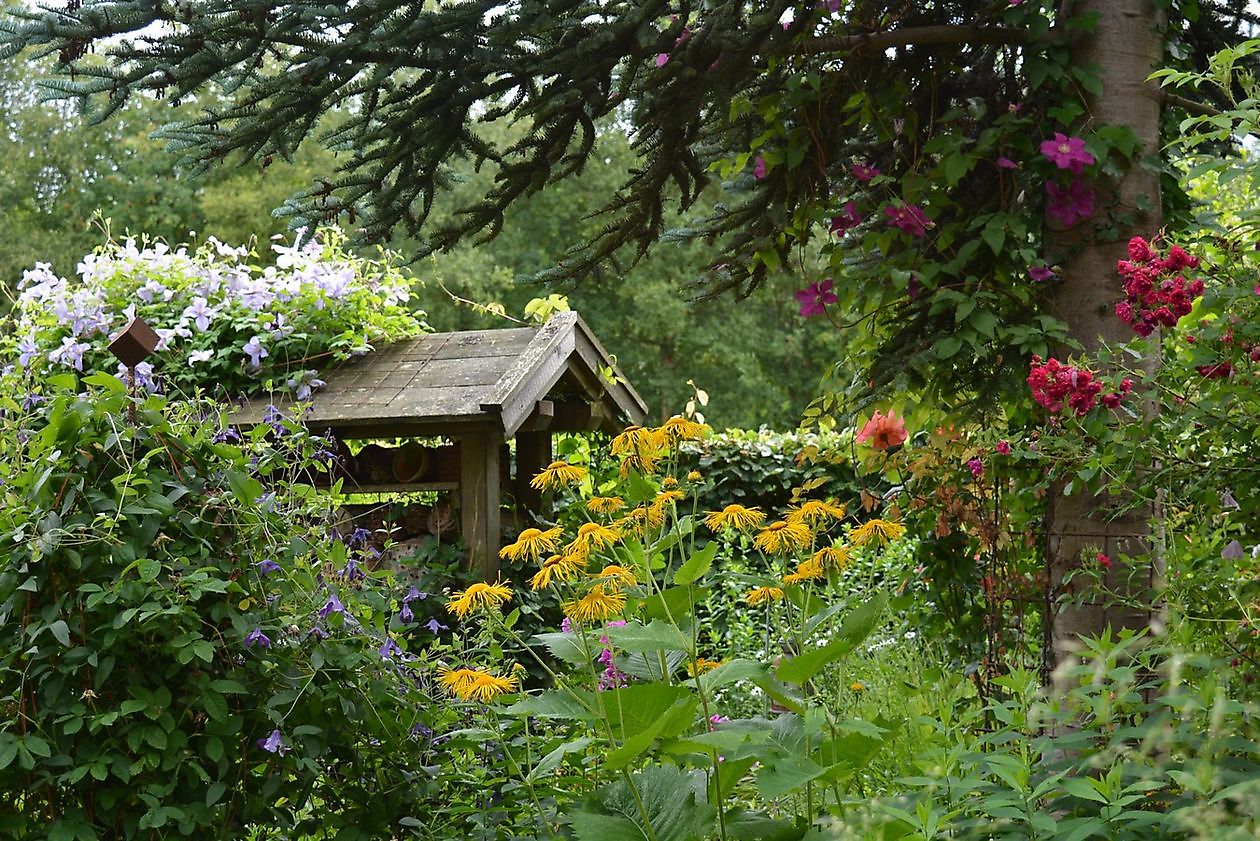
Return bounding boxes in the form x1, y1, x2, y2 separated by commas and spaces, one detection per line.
482, 312, 576, 436
514, 429, 553, 516
551, 401, 610, 431
460, 430, 502, 580
232, 313, 649, 438
518, 400, 555, 432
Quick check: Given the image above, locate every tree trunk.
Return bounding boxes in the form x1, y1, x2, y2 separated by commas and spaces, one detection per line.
1044, 1, 1166, 676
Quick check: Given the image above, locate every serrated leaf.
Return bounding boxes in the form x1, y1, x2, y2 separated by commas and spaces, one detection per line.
504, 689, 595, 721
530, 632, 591, 666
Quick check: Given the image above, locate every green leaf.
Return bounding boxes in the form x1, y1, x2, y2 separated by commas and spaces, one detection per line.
205, 781, 226, 807
672, 541, 717, 585
530, 632, 591, 666
570, 765, 716, 841
756, 754, 828, 799
606, 696, 698, 769
48, 619, 71, 647
504, 689, 595, 721
604, 619, 692, 653
527, 737, 595, 781
137, 557, 161, 583
776, 593, 886, 684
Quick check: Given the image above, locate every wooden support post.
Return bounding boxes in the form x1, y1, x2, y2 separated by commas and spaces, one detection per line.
515, 429, 553, 518
460, 429, 502, 580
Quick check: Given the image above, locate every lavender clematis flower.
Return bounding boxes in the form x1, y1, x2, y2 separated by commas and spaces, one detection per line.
1222, 540, 1245, 561
257, 729, 288, 755
399, 602, 414, 624
189, 349, 213, 365
242, 335, 268, 370
378, 637, 403, 659
182, 296, 218, 331
48, 336, 90, 371
403, 586, 426, 603
245, 628, 272, 648
257, 559, 281, 574
318, 593, 345, 618
17, 333, 39, 368
424, 618, 448, 634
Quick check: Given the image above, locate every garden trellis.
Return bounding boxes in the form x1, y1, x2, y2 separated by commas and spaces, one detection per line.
232, 311, 647, 576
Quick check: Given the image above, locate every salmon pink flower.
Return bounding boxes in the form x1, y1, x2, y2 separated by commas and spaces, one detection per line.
855, 410, 908, 451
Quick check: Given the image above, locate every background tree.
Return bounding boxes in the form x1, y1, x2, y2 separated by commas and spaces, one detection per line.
2, 0, 1255, 665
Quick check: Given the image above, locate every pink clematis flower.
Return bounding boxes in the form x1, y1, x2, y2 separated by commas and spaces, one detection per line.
852, 163, 880, 183
795, 279, 837, 317
753, 156, 767, 180
996, 156, 1018, 170
1040, 133, 1095, 174
884, 204, 932, 237
829, 202, 862, 235
1029, 264, 1055, 282
1045, 180, 1095, 227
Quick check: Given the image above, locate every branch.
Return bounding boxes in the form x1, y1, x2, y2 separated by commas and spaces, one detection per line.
796, 24, 1032, 56
1153, 87, 1225, 118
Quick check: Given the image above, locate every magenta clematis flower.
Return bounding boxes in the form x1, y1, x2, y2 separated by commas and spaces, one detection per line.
1045, 180, 1095, 227
1040, 133, 1095, 174
795, 279, 837, 317
753, 156, 767, 180
1029, 265, 1055, 282
852, 163, 879, 182
996, 156, 1017, 170
884, 204, 932, 237
829, 202, 862, 235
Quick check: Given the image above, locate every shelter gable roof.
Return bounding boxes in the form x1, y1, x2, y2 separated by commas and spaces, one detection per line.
231, 312, 646, 438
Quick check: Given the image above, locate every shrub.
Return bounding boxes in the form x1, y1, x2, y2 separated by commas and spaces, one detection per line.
4, 228, 426, 399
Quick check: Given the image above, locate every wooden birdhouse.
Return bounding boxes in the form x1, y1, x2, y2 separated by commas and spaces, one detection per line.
231, 312, 647, 577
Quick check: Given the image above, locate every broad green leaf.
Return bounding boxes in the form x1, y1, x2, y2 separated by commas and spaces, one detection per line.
672, 541, 717, 585
504, 689, 595, 721
604, 619, 691, 653
528, 736, 595, 781
606, 696, 698, 769
530, 632, 591, 666
571, 765, 716, 841
756, 754, 827, 799
776, 593, 886, 685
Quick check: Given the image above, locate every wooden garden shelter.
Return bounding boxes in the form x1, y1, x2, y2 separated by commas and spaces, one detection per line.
232, 312, 647, 576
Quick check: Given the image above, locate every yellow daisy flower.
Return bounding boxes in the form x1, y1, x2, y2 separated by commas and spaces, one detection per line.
657, 415, 710, 447
812, 544, 853, 574
562, 584, 627, 624
786, 498, 847, 527
530, 554, 585, 590
586, 496, 626, 515
437, 665, 519, 702
596, 564, 637, 588
753, 520, 813, 554
565, 521, 621, 557
661, 476, 680, 490
686, 470, 703, 483
611, 425, 663, 476
654, 489, 685, 507
530, 460, 587, 491
499, 526, 563, 562
614, 505, 665, 538
850, 681, 866, 693
745, 586, 784, 606
687, 657, 722, 677
849, 518, 907, 548
783, 556, 825, 584
445, 580, 513, 619
704, 504, 766, 533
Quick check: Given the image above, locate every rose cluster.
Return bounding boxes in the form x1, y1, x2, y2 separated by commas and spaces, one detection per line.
1027, 356, 1132, 416
1115, 236, 1204, 337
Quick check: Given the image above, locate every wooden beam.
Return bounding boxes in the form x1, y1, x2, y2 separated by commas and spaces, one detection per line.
550, 401, 609, 431
514, 430, 553, 517
459, 430, 502, 581
517, 400, 555, 432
